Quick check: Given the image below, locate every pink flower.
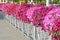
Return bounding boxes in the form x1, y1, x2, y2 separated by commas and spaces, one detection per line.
14, 3, 32, 23
2, 3, 9, 15
8, 4, 18, 15
43, 8, 60, 40
52, 35, 59, 40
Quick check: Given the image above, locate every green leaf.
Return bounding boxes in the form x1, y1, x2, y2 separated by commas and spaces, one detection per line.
12, 0, 19, 3
53, 0, 59, 3
25, 0, 28, 3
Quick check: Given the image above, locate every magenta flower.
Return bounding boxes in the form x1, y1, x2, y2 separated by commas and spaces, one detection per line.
43, 8, 60, 40
14, 3, 32, 23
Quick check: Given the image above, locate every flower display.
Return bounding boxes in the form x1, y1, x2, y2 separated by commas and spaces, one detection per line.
14, 3, 33, 23
26, 5, 46, 27
1, 3, 60, 40
8, 4, 18, 15
2, 3, 9, 15
0, 4, 4, 11
43, 8, 60, 40
26, 5, 55, 28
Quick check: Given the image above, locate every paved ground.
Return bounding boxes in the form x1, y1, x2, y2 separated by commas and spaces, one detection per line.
0, 11, 29, 40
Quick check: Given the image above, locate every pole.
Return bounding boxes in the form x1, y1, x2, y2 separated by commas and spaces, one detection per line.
31, 0, 33, 2
46, 0, 49, 6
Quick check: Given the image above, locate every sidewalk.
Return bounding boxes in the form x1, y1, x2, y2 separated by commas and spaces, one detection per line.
0, 11, 29, 40
0, 19, 30, 40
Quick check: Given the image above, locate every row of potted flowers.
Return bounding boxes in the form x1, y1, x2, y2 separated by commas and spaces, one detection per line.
0, 3, 60, 40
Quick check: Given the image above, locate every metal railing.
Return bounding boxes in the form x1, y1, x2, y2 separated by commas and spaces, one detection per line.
5, 15, 52, 40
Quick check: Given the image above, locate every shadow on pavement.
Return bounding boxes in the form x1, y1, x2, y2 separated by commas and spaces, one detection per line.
0, 11, 5, 20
